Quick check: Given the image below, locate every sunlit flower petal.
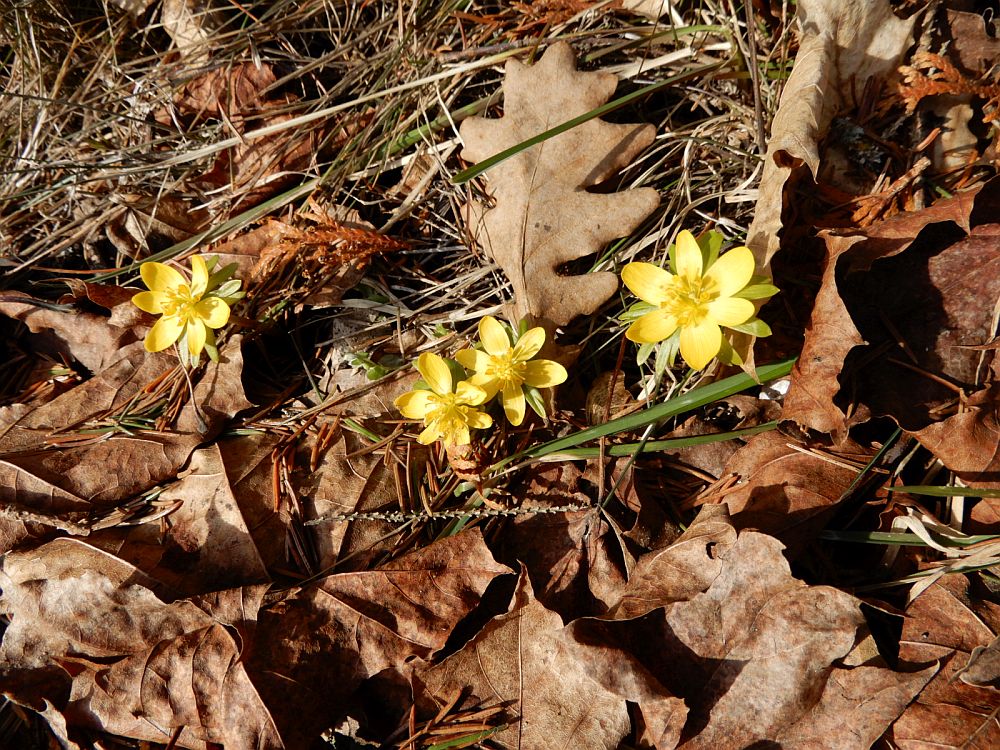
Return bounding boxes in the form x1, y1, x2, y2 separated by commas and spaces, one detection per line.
523, 360, 567, 388
707, 296, 754, 327
511, 327, 545, 361
415, 352, 452, 395
193, 297, 231, 328
189, 255, 209, 298
141, 262, 185, 293
626, 309, 678, 344
465, 409, 493, 430
479, 316, 511, 356
621, 262, 673, 306
680, 321, 722, 370
455, 348, 490, 373
455, 380, 487, 406
131, 291, 167, 314
145, 315, 185, 352
674, 230, 704, 281
186, 318, 207, 356
418, 422, 443, 445
450, 423, 471, 447
394, 389, 435, 419
704, 246, 755, 297
502, 382, 526, 426
468, 372, 501, 401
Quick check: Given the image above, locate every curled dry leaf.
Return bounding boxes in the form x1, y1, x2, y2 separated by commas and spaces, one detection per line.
890, 574, 1000, 748
418, 569, 684, 750
0, 538, 278, 749
604, 506, 933, 748
461, 41, 659, 329
747, 0, 917, 262
720, 431, 866, 554
781, 179, 999, 443
246, 529, 511, 747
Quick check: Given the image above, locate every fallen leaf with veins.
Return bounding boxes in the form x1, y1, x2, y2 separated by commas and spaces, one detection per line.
0, 538, 279, 749
247, 529, 511, 747
418, 569, 681, 749
889, 574, 1000, 748
781, 180, 999, 442
461, 41, 659, 330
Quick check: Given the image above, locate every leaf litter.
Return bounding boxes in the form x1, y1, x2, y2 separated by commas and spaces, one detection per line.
2, 1, 1000, 748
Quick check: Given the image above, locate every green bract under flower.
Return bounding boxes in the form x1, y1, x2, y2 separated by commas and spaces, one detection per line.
132, 255, 243, 364
394, 352, 492, 447
456, 316, 567, 426
621, 230, 778, 370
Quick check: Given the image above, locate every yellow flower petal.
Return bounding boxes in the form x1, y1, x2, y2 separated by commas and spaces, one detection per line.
523, 359, 567, 388
456, 380, 488, 406
704, 246, 755, 298
189, 255, 209, 298
187, 318, 207, 356
140, 262, 185, 293
132, 290, 167, 314
468, 373, 500, 401
707, 296, 754, 327
512, 327, 545, 361
502, 382, 526, 426
145, 314, 185, 352
621, 262, 673, 306
418, 422, 443, 445
675, 230, 704, 281
395, 390, 435, 419
625, 309, 678, 344
194, 296, 231, 328
416, 352, 452, 395
679, 321, 722, 370
449, 423, 472, 447
465, 408, 493, 430
479, 316, 511, 356
455, 348, 490, 373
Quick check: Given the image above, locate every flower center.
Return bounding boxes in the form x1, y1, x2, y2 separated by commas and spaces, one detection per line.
160, 284, 199, 319
661, 275, 718, 326
487, 352, 526, 388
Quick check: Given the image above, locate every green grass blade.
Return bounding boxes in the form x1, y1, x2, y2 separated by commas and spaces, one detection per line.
887, 485, 1000, 498
820, 530, 999, 547
492, 358, 795, 471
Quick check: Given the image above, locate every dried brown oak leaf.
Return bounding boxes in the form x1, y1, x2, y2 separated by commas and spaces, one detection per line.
460, 41, 659, 328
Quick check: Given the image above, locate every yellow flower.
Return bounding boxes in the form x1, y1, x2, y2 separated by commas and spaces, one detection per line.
622, 230, 757, 370
455, 316, 567, 426
132, 256, 233, 359
395, 352, 493, 447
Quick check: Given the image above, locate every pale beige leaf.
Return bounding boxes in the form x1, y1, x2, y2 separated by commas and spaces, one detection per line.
461, 41, 659, 328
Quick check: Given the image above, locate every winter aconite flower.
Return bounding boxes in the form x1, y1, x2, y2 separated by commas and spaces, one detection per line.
132, 255, 243, 364
622, 230, 775, 370
456, 316, 567, 426
395, 352, 493, 447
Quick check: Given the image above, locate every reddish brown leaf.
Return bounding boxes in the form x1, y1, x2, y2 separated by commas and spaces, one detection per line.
89, 444, 269, 596
782, 180, 999, 441
890, 575, 1000, 748
248, 529, 511, 747
721, 431, 863, 552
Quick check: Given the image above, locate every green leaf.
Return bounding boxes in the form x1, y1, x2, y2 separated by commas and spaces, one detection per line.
620, 300, 657, 323
734, 283, 780, 300
636, 342, 655, 366
444, 357, 470, 386
697, 228, 724, 269
716, 335, 743, 366
524, 384, 547, 419
729, 318, 772, 337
